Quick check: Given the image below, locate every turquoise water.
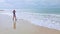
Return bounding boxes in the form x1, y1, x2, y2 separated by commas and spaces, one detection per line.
24, 8, 60, 14
0, 8, 60, 14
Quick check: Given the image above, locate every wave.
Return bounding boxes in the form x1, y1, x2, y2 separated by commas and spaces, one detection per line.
16, 12, 60, 30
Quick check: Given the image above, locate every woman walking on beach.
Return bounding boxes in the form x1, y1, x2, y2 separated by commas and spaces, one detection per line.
13, 10, 16, 21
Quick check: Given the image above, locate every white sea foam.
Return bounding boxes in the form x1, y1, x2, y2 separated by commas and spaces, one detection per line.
0, 11, 60, 30
16, 12, 60, 30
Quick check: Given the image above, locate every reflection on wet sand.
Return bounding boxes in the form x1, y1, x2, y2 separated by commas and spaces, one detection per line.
13, 18, 17, 29
13, 21, 16, 29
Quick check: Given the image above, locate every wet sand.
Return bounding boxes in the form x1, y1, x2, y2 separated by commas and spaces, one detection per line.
0, 14, 60, 34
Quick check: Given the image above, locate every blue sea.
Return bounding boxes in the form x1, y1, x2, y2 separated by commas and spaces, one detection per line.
14, 8, 60, 14
0, 8, 60, 30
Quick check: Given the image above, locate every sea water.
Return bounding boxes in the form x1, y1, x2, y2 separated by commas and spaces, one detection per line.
0, 9, 60, 30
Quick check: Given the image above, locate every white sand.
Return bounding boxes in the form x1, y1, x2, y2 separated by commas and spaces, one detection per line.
0, 14, 60, 34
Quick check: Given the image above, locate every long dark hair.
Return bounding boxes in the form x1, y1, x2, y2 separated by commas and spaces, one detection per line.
13, 10, 16, 13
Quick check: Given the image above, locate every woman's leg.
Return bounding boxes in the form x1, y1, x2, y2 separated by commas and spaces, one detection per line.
13, 15, 17, 21
13, 16, 14, 21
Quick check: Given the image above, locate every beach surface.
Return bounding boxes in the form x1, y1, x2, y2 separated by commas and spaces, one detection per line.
0, 14, 60, 34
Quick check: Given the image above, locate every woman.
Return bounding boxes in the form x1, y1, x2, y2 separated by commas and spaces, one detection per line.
13, 10, 16, 21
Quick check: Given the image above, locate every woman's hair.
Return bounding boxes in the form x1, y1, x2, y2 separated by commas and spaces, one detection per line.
13, 10, 16, 13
